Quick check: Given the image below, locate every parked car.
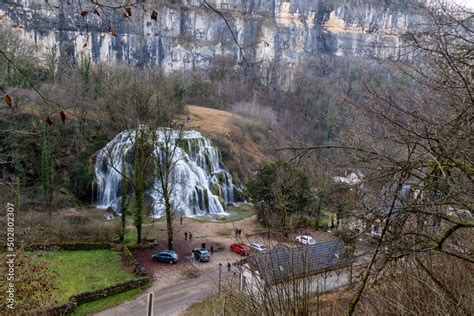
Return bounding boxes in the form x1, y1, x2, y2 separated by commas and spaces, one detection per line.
152, 250, 179, 264
296, 235, 316, 245
191, 248, 211, 262
230, 243, 250, 256
247, 242, 268, 253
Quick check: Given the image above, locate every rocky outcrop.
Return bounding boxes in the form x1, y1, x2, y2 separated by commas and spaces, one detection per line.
0, 0, 423, 87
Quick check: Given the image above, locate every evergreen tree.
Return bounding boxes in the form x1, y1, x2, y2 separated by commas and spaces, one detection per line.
247, 160, 311, 228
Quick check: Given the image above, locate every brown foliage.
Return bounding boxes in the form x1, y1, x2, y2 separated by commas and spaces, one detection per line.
0, 251, 58, 312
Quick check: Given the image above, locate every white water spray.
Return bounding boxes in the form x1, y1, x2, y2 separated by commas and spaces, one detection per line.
95, 128, 240, 217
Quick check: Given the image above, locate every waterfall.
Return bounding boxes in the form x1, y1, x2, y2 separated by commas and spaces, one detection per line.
95, 128, 241, 217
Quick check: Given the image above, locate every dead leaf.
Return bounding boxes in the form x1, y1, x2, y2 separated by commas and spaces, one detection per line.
111, 29, 118, 37
126, 7, 132, 17
46, 117, 54, 126
60, 111, 66, 124
80, 10, 88, 17
4, 95, 12, 107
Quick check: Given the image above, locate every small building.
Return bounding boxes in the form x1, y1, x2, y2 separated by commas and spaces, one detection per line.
241, 239, 354, 299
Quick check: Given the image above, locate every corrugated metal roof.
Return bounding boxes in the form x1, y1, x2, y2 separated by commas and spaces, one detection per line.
247, 239, 352, 284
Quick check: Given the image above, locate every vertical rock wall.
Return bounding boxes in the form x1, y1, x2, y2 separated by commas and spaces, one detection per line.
0, 0, 424, 87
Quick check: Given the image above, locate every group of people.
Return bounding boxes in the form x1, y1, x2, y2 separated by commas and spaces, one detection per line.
234, 228, 243, 237
184, 231, 193, 241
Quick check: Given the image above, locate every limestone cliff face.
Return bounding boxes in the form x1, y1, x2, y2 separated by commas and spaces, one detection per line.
0, 0, 423, 86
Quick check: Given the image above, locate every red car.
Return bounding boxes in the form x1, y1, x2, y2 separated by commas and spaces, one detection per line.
230, 243, 250, 256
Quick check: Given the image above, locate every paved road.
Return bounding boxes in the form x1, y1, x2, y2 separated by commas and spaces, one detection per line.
95, 265, 224, 316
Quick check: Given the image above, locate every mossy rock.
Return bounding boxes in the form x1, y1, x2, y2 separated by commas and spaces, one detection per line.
215, 171, 226, 184
203, 150, 212, 173
234, 188, 245, 202
203, 189, 209, 210
211, 183, 222, 196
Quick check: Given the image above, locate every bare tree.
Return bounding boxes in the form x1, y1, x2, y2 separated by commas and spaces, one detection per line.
98, 66, 186, 243
149, 123, 185, 250
282, 3, 473, 314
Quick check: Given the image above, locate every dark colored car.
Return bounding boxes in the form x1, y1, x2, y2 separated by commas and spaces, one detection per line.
191, 248, 211, 262
152, 250, 179, 264
230, 243, 250, 256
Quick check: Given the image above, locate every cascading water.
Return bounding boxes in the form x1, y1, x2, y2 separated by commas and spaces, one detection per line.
95, 128, 240, 217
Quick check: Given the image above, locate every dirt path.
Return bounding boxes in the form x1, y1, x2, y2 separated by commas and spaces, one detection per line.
141, 215, 260, 246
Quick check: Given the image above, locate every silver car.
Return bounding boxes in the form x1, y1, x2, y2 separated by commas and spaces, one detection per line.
248, 242, 268, 253
296, 235, 316, 245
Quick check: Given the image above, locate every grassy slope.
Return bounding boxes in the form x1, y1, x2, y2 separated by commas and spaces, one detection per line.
186, 105, 273, 178
44, 250, 137, 303
184, 295, 224, 316
74, 288, 143, 316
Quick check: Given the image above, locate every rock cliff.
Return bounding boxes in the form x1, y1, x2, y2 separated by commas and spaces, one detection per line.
0, 0, 423, 86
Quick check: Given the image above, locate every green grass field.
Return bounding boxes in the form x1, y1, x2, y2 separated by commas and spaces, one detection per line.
44, 250, 138, 303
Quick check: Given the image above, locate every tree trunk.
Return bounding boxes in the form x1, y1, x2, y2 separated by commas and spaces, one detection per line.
134, 177, 144, 244
133, 131, 145, 245
120, 161, 128, 242
165, 199, 173, 250
136, 224, 142, 244
120, 213, 126, 242
314, 198, 322, 230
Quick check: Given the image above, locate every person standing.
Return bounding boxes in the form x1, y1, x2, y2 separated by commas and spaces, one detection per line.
202, 242, 206, 249
184, 231, 188, 241
180, 216, 183, 225
210, 245, 214, 255
189, 232, 193, 241
227, 262, 231, 272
